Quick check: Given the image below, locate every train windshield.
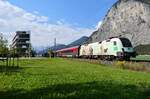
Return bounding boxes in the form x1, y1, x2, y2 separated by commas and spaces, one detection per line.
120, 38, 132, 47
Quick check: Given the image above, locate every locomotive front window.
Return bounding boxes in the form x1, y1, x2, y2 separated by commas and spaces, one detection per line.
113, 41, 117, 45
120, 38, 132, 47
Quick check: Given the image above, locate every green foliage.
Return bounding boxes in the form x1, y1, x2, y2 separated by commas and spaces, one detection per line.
0, 34, 8, 56
131, 55, 150, 61
0, 58, 150, 99
135, 44, 150, 55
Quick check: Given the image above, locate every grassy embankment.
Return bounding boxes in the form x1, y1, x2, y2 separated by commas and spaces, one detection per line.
0, 58, 150, 99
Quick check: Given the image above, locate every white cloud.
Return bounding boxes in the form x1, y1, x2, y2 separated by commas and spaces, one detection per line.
0, 0, 94, 47
33, 11, 39, 15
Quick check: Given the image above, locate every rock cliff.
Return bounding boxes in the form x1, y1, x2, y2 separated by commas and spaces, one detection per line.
89, 0, 150, 47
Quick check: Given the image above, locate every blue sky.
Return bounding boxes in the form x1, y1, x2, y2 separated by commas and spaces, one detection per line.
0, 0, 117, 47
9, 0, 117, 28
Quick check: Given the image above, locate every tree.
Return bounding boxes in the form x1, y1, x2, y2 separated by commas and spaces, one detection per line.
31, 49, 37, 57
0, 33, 8, 57
48, 49, 53, 58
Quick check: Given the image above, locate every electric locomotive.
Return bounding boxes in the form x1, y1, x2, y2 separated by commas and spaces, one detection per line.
79, 37, 136, 60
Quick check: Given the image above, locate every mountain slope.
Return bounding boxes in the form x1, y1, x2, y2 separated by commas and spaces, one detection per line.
50, 44, 67, 51
67, 36, 89, 47
49, 36, 89, 51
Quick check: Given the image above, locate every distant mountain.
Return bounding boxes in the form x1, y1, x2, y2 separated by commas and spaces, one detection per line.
50, 36, 89, 51
50, 44, 67, 51
34, 46, 47, 52
34, 36, 89, 55
67, 36, 89, 47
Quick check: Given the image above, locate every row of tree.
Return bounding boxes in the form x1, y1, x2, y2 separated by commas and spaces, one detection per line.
0, 33, 37, 57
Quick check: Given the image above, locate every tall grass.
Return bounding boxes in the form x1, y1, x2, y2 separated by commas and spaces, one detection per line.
114, 61, 150, 72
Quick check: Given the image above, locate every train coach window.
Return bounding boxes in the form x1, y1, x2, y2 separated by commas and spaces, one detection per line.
106, 39, 110, 42
99, 41, 102, 44
113, 41, 117, 45
120, 38, 132, 47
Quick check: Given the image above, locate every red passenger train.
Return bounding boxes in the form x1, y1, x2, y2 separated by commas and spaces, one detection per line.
56, 46, 79, 57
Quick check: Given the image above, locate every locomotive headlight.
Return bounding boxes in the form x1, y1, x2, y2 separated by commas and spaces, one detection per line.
117, 52, 124, 57
120, 52, 124, 56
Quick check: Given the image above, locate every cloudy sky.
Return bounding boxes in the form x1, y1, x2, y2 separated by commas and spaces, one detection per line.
0, 0, 117, 47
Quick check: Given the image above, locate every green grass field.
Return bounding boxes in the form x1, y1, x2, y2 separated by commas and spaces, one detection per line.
0, 58, 150, 99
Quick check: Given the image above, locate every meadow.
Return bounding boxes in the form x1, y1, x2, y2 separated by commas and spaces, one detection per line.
0, 58, 150, 99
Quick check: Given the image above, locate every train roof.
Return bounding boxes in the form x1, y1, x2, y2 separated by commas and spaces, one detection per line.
56, 46, 79, 52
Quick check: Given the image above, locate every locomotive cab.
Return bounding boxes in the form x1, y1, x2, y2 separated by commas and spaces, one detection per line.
117, 38, 136, 60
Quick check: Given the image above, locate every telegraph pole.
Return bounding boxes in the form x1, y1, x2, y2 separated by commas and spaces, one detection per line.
54, 38, 56, 50
54, 38, 56, 57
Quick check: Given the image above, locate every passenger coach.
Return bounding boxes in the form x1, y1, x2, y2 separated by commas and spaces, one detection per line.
56, 46, 79, 57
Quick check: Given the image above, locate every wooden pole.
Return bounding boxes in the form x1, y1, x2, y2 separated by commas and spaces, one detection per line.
6, 56, 8, 67
12, 49, 15, 67
9, 57, 11, 67
17, 54, 19, 67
